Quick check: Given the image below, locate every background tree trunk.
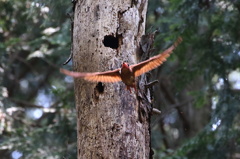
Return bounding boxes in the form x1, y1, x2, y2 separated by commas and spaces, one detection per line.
72, 0, 150, 158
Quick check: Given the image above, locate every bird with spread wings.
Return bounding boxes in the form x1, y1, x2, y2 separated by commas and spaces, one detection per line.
60, 37, 182, 92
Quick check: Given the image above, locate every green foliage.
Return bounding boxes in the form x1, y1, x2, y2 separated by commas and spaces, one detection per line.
148, 0, 240, 158
0, 0, 76, 158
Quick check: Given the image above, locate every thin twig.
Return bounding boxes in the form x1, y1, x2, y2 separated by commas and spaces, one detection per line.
9, 98, 43, 108
150, 99, 193, 128
63, 52, 73, 65
151, 108, 161, 115
8, 98, 61, 109
145, 80, 159, 88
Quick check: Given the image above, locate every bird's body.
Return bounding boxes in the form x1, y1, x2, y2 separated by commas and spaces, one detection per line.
119, 63, 136, 91
60, 37, 182, 92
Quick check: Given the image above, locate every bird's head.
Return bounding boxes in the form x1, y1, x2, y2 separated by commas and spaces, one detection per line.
122, 62, 129, 69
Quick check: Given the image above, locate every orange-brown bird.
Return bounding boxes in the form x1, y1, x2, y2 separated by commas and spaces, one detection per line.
60, 37, 182, 92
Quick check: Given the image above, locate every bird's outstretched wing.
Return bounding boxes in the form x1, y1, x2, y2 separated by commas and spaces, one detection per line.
131, 37, 182, 77
60, 68, 122, 83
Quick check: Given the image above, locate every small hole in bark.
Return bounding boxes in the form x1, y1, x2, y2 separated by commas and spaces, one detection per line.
103, 35, 118, 49
96, 82, 104, 93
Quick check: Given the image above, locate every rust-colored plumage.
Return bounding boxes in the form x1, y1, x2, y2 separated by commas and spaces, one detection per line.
60, 37, 182, 92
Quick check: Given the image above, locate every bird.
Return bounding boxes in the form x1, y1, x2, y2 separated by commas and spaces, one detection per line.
60, 37, 182, 92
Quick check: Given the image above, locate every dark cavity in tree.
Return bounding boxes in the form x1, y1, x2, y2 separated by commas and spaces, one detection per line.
96, 82, 104, 93
103, 35, 118, 49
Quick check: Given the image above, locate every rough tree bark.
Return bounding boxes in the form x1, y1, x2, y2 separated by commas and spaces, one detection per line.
72, 0, 151, 158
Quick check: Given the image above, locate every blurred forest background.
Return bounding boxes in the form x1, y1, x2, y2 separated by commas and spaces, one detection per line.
0, 0, 240, 159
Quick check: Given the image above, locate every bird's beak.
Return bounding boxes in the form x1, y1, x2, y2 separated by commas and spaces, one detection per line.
122, 63, 129, 69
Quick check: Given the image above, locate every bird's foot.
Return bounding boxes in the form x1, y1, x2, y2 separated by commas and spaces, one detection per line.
126, 85, 137, 93
126, 86, 132, 93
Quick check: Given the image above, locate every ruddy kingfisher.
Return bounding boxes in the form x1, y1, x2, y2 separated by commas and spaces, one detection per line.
60, 37, 182, 92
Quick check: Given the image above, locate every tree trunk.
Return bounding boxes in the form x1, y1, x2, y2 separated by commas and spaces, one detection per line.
72, 0, 151, 158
